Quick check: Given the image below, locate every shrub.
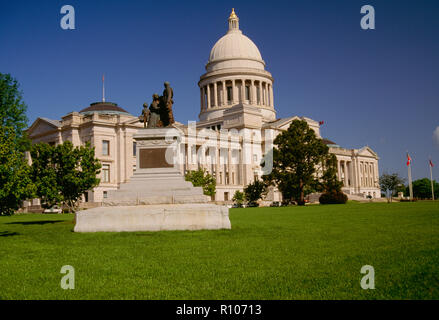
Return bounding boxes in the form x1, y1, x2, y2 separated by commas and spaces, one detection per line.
319, 191, 348, 204
232, 190, 244, 207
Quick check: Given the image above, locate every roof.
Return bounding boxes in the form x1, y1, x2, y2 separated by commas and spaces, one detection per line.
40, 117, 62, 128
322, 138, 337, 146
79, 102, 131, 115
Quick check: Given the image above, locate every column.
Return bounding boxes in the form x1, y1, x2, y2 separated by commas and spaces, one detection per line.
347, 161, 351, 187
232, 79, 238, 104
206, 85, 211, 109
259, 82, 263, 105
251, 80, 256, 104
264, 83, 268, 107
228, 146, 232, 185
213, 82, 218, 107
337, 159, 341, 181
343, 161, 348, 187
200, 87, 204, 111
241, 79, 245, 103
375, 161, 379, 188
222, 80, 226, 106
267, 84, 270, 106
269, 83, 274, 107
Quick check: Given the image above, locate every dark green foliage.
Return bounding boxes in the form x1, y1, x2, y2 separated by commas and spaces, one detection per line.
232, 190, 244, 207
243, 180, 266, 206
263, 119, 341, 205
406, 178, 439, 200
0, 73, 30, 151
319, 190, 348, 204
30, 141, 101, 212
0, 127, 36, 215
30, 143, 62, 209
185, 168, 216, 197
0, 74, 34, 215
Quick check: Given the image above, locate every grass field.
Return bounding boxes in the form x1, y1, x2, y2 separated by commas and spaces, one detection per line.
0, 201, 438, 300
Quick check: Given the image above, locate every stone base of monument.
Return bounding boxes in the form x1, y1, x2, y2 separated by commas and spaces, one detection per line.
74, 127, 231, 232
74, 204, 230, 232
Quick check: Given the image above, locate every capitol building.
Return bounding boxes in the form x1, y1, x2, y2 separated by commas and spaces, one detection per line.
27, 9, 381, 204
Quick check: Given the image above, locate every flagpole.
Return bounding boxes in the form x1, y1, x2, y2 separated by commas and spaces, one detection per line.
102, 74, 105, 102
408, 163, 413, 201
407, 152, 413, 201
430, 160, 435, 201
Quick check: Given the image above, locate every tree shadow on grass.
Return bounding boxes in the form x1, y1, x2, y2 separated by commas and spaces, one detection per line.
6, 220, 63, 226
0, 231, 20, 237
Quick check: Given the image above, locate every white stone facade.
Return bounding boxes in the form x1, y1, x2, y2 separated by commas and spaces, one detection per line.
27, 9, 381, 204
27, 104, 143, 203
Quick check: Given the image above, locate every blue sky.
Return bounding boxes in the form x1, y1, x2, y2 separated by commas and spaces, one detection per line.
1, 0, 438, 181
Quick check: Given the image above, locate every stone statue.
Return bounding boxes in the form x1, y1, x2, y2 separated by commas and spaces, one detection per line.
147, 94, 162, 128
140, 103, 149, 128
160, 81, 175, 127
140, 82, 175, 128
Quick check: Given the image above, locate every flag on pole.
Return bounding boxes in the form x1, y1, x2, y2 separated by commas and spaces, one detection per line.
430, 159, 434, 167
406, 153, 412, 166
319, 121, 324, 126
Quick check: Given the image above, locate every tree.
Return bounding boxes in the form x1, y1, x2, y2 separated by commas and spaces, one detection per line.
408, 178, 439, 199
0, 73, 30, 151
30, 141, 101, 212
232, 190, 244, 207
244, 180, 266, 206
379, 173, 405, 202
318, 154, 346, 204
185, 168, 216, 198
30, 143, 63, 209
0, 127, 35, 215
263, 119, 340, 205
0, 73, 35, 215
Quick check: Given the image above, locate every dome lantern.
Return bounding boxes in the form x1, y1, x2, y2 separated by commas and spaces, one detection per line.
228, 8, 240, 33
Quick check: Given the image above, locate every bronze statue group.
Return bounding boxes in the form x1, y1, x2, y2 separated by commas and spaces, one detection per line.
140, 82, 175, 128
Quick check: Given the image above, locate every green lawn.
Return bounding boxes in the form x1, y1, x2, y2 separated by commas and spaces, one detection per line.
0, 201, 438, 299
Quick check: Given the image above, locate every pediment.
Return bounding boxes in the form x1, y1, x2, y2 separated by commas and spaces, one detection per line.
357, 146, 378, 158
27, 118, 60, 138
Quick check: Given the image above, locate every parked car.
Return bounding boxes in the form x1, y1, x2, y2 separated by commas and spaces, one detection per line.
247, 202, 259, 207
270, 201, 280, 207
43, 205, 62, 214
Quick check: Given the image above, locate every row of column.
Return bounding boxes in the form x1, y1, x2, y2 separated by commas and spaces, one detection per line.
337, 159, 378, 189
183, 145, 243, 185
200, 79, 274, 110
359, 161, 377, 188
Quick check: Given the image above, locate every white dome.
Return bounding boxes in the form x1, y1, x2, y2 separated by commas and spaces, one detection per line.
205, 9, 265, 72
209, 31, 263, 64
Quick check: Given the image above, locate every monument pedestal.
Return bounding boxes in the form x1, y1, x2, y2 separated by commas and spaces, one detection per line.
74, 128, 231, 232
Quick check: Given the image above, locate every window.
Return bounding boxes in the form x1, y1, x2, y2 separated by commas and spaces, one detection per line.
245, 85, 250, 100
133, 165, 136, 172
102, 140, 109, 156
103, 191, 108, 199
224, 192, 229, 201
102, 164, 110, 183
227, 87, 232, 102
83, 192, 88, 203
133, 142, 137, 156
253, 154, 258, 163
